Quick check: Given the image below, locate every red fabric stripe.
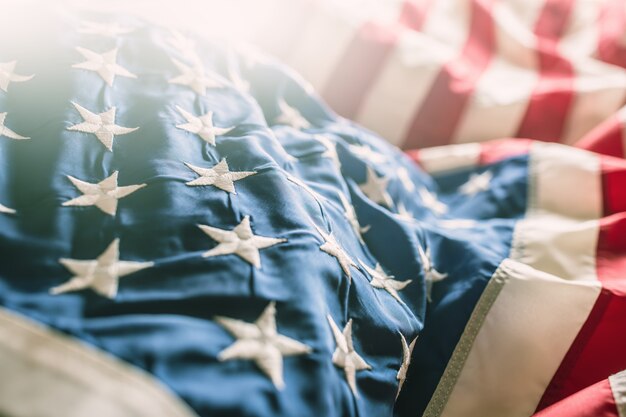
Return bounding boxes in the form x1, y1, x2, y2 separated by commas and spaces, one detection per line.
399, 0, 437, 31
516, 0, 576, 142
403, 0, 497, 149
601, 157, 626, 216
321, 22, 399, 120
536, 155, 626, 411
597, 0, 626, 68
533, 377, 618, 417
479, 138, 532, 164
576, 114, 625, 159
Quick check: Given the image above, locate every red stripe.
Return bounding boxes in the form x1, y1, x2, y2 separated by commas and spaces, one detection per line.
479, 138, 533, 164
399, 0, 437, 31
321, 22, 399, 120
515, 0, 576, 142
597, 0, 626, 68
576, 113, 625, 159
403, 0, 497, 149
533, 377, 619, 417
536, 155, 626, 411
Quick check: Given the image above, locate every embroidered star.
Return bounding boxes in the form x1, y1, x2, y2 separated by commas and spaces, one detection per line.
395, 202, 416, 223
275, 98, 310, 130
228, 63, 250, 93
438, 219, 477, 229
67, 103, 138, 151
397, 333, 417, 398
175, 106, 233, 146
418, 243, 448, 302
215, 302, 311, 389
51, 239, 153, 299
349, 144, 388, 165
62, 171, 146, 216
327, 315, 371, 396
0, 61, 34, 93
167, 31, 200, 65
72, 47, 136, 86
185, 159, 256, 193
286, 175, 325, 205
78, 21, 135, 38
337, 192, 369, 243
359, 166, 393, 208
397, 167, 415, 192
359, 260, 412, 303
459, 171, 493, 196
0, 112, 28, 140
0, 203, 15, 214
316, 135, 341, 170
315, 225, 357, 278
198, 216, 286, 268
168, 59, 221, 95
418, 187, 448, 215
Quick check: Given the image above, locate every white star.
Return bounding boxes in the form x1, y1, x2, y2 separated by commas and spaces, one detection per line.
418, 243, 447, 302
315, 135, 341, 170
175, 106, 233, 146
359, 166, 393, 208
359, 260, 412, 303
168, 59, 221, 95
418, 187, 447, 215
167, 31, 201, 65
0, 203, 15, 214
67, 103, 138, 151
396, 167, 415, 192
275, 98, 310, 130
228, 63, 250, 93
397, 333, 417, 399
395, 202, 416, 223
286, 175, 325, 205
51, 239, 153, 299
349, 144, 388, 165
62, 171, 146, 216
78, 21, 135, 38
215, 302, 311, 389
185, 159, 256, 193
337, 191, 369, 243
438, 219, 477, 229
315, 225, 357, 279
459, 171, 492, 196
0, 112, 28, 140
0, 61, 34, 93
72, 47, 136, 86
198, 216, 286, 268
327, 315, 371, 396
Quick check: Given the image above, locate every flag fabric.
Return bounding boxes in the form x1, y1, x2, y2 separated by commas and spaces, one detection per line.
1, 4, 626, 417
255, 0, 626, 151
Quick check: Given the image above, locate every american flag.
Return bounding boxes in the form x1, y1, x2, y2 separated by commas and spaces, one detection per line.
1, 3, 626, 417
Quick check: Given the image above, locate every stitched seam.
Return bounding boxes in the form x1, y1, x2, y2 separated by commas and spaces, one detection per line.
421, 262, 510, 417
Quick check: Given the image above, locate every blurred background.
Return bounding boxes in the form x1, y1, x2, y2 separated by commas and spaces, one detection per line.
6, 0, 626, 151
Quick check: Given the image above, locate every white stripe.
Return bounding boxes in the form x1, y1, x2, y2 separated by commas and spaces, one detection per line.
0, 307, 198, 417
433, 259, 601, 417
510, 142, 602, 281
285, 0, 405, 92
562, 60, 626, 144
610, 370, 626, 417
560, 0, 626, 144
355, 0, 472, 145
425, 141, 604, 416
453, 0, 542, 143
286, 8, 359, 92
417, 142, 481, 174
